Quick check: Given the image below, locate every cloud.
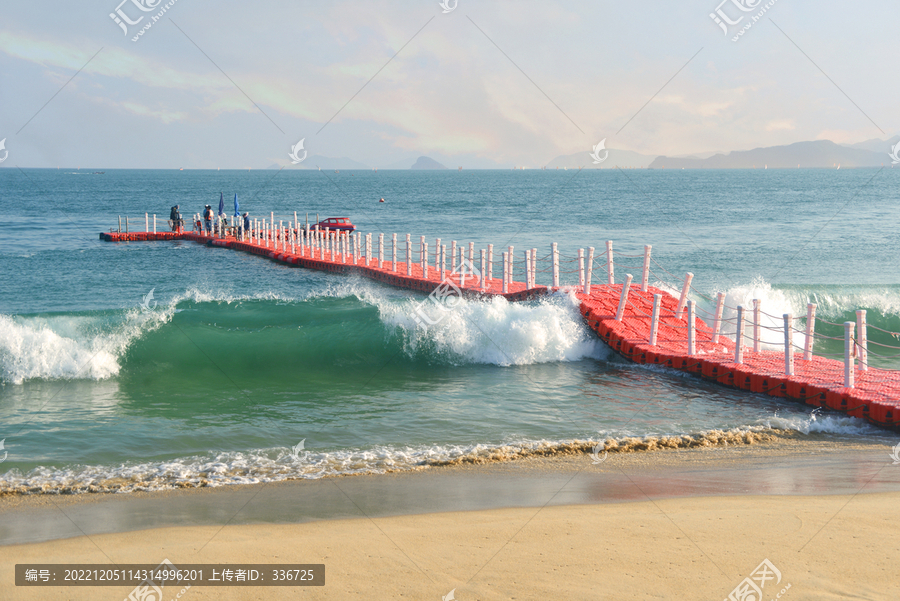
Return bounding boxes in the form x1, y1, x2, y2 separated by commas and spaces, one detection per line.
765, 119, 795, 131
120, 102, 187, 123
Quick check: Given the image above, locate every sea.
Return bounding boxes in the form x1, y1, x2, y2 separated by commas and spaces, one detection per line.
1, 167, 898, 494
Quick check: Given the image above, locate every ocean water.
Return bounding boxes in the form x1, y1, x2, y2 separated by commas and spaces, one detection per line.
1, 167, 898, 494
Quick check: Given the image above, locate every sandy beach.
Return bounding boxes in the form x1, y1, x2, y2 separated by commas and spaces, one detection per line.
2, 441, 899, 600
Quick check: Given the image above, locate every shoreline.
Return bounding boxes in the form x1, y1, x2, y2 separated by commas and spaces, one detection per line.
1, 424, 892, 496
2, 428, 899, 599
1, 437, 897, 545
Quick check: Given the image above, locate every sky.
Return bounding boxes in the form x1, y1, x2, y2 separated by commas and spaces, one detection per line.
0, 0, 897, 169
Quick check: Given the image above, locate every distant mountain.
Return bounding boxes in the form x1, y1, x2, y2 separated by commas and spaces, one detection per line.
546, 148, 657, 169
410, 156, 447, 170
847, 135, 900, 154
649, 140, 889, 169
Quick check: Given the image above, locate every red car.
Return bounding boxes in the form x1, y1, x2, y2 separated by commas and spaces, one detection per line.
310, 217, 355, 233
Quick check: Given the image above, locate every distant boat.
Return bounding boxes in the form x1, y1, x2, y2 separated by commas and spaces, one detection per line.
837, 164, 841, 170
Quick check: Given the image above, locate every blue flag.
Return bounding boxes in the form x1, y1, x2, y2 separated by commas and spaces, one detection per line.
233, 194, 240, 218
218, 192, 225, 217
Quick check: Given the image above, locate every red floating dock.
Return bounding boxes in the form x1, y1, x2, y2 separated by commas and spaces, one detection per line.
100, 229, 900, 430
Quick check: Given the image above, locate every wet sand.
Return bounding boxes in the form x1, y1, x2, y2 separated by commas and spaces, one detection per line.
2, 440, 899, 599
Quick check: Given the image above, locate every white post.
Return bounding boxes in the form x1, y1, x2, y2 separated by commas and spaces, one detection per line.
279, 221, 283, 251
525, 251, 532, 290
468, 242, 474, 265
753, 299, 761, 353
712, 292, 725, 344
379, 233, 384, 269
578, 249, 585, 292
502, 252, 509, 293
585, 247, 594, 294
552, 243, 559, 288
294, 212, 298, 235
735, 306, 745, 364
480, 249, 486, 291
615, 274, 633, 321
460, 248, 467, 288
675, 273, 694, 319
687, 300, 696, 356
641, 245, 651, 292
406, 234, 412, 276
507, 246, 514, 286
145, 212, 149, 232
291, 230, 296, 255
488, 244, 494, 282
367, 233, 372, 266
803, 303, 817, 361
153, 214, 156, 234
451, 241, 457, 272
844, 321, 855, 388
392, 234, 397, 271
435, 238, 441, 271
856, 309, 868, 372
650, 294, 661, 346
420, 236, 425, 273
531, 248, 537, 289
606, 240, 614, 285
440, 245, 446, 281
423, 241, 428, 278
784, 313, 794, 376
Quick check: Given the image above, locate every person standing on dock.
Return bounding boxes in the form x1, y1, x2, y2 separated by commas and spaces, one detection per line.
242, 212, 250, 236
203, 205, 213, 234
169, 205, 182, 232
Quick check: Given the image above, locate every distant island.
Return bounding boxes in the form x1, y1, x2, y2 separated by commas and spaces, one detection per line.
410, 156, 447, 170
649, 138, 899, 169
260, 136, 898, 171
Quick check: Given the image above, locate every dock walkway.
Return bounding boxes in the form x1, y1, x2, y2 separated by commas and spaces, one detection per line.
100, 228, 900, 430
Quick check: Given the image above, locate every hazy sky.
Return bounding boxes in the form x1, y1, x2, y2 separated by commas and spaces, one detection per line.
1, 0, 897, 168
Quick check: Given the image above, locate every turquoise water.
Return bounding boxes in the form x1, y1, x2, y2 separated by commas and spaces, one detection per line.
1, 168, 898, 493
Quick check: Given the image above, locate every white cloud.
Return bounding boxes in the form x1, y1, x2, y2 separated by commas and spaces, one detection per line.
765, 119, 795, 131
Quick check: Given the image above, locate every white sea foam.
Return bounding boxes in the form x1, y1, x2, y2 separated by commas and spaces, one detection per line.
382, 290, 608, 365
298, 279, 609, 365
1, 421, 875, 495
0, 308, 171, 385
0, 287, 310, 385
760, 410, 882, 437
